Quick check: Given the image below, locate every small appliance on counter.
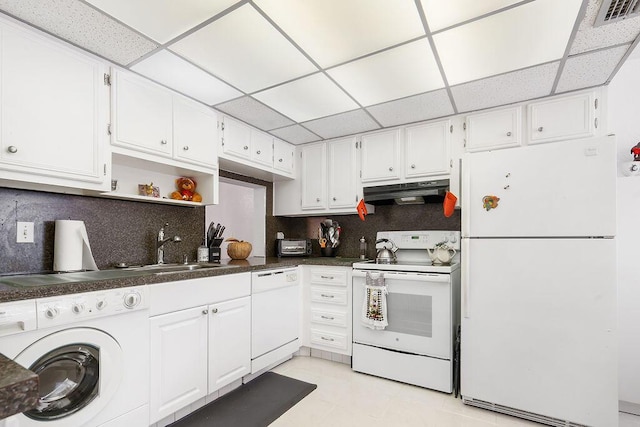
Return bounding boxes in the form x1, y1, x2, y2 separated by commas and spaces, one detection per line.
206, 221, 225, 262
276, 238, 312, 257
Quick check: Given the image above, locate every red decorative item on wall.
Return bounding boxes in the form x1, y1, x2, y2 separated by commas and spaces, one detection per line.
631, 142, 640, 161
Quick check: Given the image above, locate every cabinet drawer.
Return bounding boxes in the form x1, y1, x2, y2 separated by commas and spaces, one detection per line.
310, 308, 348, 328
309, 269, 347, 287
310, 329, 348, 351
311, 288, 347, 305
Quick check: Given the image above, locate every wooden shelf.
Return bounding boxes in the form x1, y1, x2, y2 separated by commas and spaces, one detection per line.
99, 191, 203, 207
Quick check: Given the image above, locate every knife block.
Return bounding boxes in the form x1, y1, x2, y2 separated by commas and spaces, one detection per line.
208, 247, 221, 262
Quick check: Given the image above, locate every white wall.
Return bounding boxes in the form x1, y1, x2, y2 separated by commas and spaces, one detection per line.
204, 178, 266, 259
607, 54, 640, 409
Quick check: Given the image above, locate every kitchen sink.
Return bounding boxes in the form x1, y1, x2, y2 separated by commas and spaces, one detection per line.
127, 263, 237, 274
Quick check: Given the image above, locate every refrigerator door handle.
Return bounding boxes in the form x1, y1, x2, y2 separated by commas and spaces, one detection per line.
462, 238, 470, 318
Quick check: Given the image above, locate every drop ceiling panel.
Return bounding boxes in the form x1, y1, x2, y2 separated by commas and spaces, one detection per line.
366, 89, 454, 127
170, 4, 317, 93
0, 0, 158, 65
254, 0, 424, 68
302, 110, 380, 139
420, 0, 522, 32
327, 38, 444, 106
130, 50, 241, 105
85, 0, 239, 44
433, 0, 582, 85
570, 0, 640, 55
270, 125, 321, 145
556, 45, 630, 93
253, 73, 359, 123
451, 62, 560, 112
215, 96, 295, 131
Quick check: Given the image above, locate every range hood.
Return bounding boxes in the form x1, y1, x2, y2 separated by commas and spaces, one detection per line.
363, 179, 449, 205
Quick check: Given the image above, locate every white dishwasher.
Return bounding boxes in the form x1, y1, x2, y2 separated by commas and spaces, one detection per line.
251, 267, 300, 373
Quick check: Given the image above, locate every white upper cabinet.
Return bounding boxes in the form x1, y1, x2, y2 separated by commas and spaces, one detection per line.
250, 129, 274, 167
173, 97, 218, 168
300, 142, 327, 210
0, 21, 107, 189
465, 106, 522, 152
404, 120, 450, 178
360, 128, 402, 183
113, 70, 173, 157
220, 115, 251, 158
528, 91, 598, 144
328, 137, 359, 210
273, 138, 294, 175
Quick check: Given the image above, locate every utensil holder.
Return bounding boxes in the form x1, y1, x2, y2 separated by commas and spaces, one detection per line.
321, 246, 337, 257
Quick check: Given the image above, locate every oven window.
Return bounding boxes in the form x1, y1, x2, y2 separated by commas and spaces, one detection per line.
25, 344, 100, 421
385, 293, 433, 337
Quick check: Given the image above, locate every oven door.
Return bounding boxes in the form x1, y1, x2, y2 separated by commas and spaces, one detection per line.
352, 270, 452, 359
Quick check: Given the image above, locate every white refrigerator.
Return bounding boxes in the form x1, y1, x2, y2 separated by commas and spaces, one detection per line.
461, 136, 618, 427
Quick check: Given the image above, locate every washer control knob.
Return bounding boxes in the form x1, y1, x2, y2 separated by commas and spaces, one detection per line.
45, 306, 59, 319
71, 303, 84, 314
96, 299, 107, 310
123, 292, 141, 309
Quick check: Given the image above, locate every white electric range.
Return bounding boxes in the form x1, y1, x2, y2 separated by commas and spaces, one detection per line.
352, 230, 461, 394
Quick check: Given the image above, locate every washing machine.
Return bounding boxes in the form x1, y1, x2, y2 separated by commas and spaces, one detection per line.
0, 285, 149, 427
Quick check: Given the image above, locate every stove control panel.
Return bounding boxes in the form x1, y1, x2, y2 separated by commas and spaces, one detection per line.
36, 286, 147, 328
376, 230, 460, 250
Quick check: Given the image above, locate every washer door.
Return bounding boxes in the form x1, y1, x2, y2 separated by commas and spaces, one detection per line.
14, 328, 123, 427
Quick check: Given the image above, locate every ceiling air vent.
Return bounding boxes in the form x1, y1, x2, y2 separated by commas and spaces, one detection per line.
594, 0, 640, 26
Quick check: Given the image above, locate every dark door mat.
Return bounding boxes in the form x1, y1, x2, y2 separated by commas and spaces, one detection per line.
169, 372, 317, 427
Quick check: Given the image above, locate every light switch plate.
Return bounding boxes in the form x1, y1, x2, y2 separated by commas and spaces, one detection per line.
17, 222, 34, 243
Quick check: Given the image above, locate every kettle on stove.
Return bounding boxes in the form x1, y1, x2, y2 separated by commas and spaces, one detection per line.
375, 238, 398, 264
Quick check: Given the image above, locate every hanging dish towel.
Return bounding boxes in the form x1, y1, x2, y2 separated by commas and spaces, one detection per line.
361, 272, 388, 330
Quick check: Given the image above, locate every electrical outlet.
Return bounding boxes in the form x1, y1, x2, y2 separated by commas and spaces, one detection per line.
17, 222, 34, 243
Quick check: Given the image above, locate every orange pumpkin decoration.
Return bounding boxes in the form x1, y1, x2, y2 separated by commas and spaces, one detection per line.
226, 238, 252, 260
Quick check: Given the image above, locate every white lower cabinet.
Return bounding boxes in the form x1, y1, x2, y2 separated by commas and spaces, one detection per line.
148, 274, 251, 424
301, 266, 352, 356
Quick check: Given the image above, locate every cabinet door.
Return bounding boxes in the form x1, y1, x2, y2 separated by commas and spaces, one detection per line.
0, 25, 105, 183
301, 143, 327, 210
220, 116, 251, 158
113, 70, 173, 156
528, 92, 596, 144
208, 296, 251, 392
328, 137, 358, 209
405, 121, 450, 178
149, 306, 208, 424
273, 138, 294, 174
250, 130, 273, 167
466, 107, 521, 152
173, 96, 218, 168
361, 129, 401, 183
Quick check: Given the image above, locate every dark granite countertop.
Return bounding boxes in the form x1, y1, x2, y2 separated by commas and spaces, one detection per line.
0, 255, 361, 419
0, 354, 38, 420
0, 256, 362, 303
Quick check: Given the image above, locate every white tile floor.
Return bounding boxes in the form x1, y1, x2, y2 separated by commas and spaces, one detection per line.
270, 355, 640, 427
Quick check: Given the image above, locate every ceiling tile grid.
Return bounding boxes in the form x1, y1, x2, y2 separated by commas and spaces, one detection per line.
130, 50, 241, 105
0, 0, 158, 65
451, 62, 560, 112
557, 44, 631, 93
1, 0, 640, 145
301, 109, 380, 140
215, 96, 295, 131
366, 89, 455, 127
169, 3, 318, 93
570, 0, 640, 55
269, 125, 321, 145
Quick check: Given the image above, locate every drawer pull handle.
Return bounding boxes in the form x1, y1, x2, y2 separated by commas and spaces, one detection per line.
211, 308, 218, 313
320, 276, 334, 280
320, 315, 335, 320
321, 336, 335, 342
320, 294, 334, 298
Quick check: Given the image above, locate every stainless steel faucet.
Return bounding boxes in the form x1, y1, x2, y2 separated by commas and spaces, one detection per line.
157, 222, 181, 264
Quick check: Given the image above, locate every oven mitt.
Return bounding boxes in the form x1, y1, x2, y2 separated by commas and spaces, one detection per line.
357, 199, 368, 221
443, 191, 457, 217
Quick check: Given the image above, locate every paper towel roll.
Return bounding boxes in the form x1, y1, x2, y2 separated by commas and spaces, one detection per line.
53, 220, 99, 272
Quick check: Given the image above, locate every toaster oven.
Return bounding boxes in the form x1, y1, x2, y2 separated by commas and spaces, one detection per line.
277, 239, 312, 257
